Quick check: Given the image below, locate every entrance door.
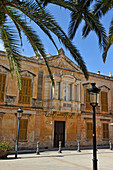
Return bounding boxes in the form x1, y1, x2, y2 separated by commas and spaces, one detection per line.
54, 121, 65, 147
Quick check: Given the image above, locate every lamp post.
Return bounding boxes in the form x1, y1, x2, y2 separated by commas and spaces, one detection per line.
15, 108, 23, 159
87, 83, 100, 170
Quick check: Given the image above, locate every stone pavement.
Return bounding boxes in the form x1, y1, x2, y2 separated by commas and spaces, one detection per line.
0, 149, 113, 170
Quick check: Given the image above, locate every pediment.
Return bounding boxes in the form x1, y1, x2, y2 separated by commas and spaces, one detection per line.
0, 65, 10, 73
98, 85, 110, 91
20, 70, 36, 78
48, 56, 82, 72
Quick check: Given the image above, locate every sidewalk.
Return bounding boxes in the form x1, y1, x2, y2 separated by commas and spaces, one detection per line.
0, 149, 113, 170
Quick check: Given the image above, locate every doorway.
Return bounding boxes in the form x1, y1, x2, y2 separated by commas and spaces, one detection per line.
54, 121, 65, 147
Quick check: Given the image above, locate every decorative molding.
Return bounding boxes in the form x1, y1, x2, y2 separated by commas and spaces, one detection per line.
98, 85, 110, 90
0, 65, 10, 73
0, 112, 5, 114
100, 119, 110, 121
20, 70, 36, 77
45, 111, 75, 118
5, 95, 16, 105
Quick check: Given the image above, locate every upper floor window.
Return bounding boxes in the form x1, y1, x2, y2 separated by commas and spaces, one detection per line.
0, 73, 6, 102
37, 71, 43, 100
103, 123, 109, 139
19, 77, 32, 104
75, 85, 79, 101
56, 82, 60, 100
87, 122, 93, 139
85, 88, 92, 110
63, 83, 72, 101
101, 91, 108, 112
19, 119, 28, 141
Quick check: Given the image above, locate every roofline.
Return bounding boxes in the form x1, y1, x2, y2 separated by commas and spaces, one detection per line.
0, 50, 113, 80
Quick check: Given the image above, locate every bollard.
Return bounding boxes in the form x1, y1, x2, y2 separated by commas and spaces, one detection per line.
77, 140, 81, 152
36, 141, 40, 155
58, 141, 62, 153
109, 140, 112, 150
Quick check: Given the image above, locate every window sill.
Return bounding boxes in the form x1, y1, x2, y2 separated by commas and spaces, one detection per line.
19, 140, 27, 142
102, 139, 109, 141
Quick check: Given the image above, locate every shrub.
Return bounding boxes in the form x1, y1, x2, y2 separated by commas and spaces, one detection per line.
0, 142, 14, 151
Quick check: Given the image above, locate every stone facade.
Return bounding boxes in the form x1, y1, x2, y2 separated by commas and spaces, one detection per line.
0, 49, 113, 149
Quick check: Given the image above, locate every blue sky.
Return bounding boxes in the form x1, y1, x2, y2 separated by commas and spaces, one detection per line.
0, 4, 113, 76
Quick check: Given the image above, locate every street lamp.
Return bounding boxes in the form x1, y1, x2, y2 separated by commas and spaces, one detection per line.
15, 108, 23, 159
87, 83, 100, 170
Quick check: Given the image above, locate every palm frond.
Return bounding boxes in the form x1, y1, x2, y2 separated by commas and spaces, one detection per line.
13, 20, 23, 47
83, 10, 107, 49
9, 1, 88, 79
68, 11, 82, 39
6, 7, 55, 86
103, 18, 113, 62
0, 23, 22, 90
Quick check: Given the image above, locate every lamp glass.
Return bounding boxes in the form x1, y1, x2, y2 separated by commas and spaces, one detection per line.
17, 112, 22, 119
89, 92, 97, 106
17, 108, 23, 119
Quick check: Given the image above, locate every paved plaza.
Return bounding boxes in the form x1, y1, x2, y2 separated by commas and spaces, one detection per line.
0, 149, 113, 170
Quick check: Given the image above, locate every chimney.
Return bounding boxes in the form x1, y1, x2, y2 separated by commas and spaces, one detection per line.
109, 72, 112, 77
97, 71, 100, 74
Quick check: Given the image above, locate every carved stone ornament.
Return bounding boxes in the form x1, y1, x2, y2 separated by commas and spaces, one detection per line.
5, 95, 16, 105
49, 58, 75, 70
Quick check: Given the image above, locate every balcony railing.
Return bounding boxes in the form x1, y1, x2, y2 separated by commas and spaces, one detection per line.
43, 99, 81, 112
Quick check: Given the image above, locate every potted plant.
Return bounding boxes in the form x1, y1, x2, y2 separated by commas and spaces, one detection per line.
0, 141, 14, 158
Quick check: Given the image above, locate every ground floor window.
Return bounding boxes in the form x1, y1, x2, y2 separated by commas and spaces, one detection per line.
87, 122, 93, 139
103, 123, 109, 139
19, 119, 28, 141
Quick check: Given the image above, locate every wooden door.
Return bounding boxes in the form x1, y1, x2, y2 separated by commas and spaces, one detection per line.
54, 121, 65, 147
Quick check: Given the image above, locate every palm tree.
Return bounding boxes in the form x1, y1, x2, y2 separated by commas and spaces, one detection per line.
0, 0, 88, 90
93, 0, 113, 63
41, 0, 107, 52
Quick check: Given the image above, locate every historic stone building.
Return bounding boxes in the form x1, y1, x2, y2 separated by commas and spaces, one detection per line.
0, 49, 113, 149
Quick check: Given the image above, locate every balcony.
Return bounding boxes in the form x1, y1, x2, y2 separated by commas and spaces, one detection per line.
43, 99, 81, 113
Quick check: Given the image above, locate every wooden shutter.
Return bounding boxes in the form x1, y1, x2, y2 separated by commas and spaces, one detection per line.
0, 74, 6, 102
19, 78, 32, 104
19, 119, 28, 140
101, 91, 108, 112
85, 89, 92, 110
103, 123, 109, 139
87, 122, 93, 139
37, 71, 43, 100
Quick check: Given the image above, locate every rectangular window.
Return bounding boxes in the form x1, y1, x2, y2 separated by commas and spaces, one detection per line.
63, 83, 67, 101
0, 74, 6, 102
87, 122, 93, 139
103, 123, 109, 139
101, 91, 108, 112
70, 84, 72, 101
85, 88, 92, 110
19, 78, 32, 104
75, 85, 79, 101
19, 119, 28, 141
50, 86, 53, 99
37, 71, 43, 100
56, 82, 60, 100
63, 83, 72, 101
